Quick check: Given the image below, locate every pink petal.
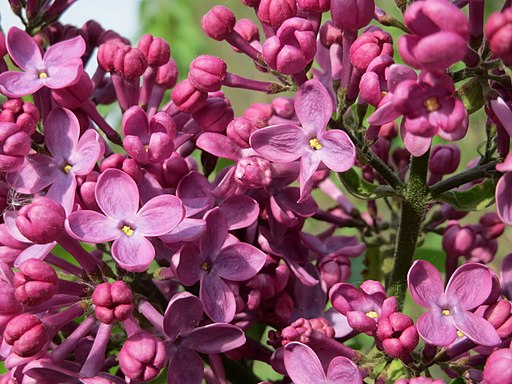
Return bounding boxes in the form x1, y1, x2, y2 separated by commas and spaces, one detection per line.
496, 172, 512, 225
176, 171, 214, 217
66, 210, 119, 243
400, 123, 432, 157
0, 71, 43, 98
184, 323, 245, 353
200, 274, 235, 323
46, 173, 76, 214
121, 106, 150, 138
250, 124, 308, 162
318, 130, 356, 172
386, 64, 417, 93
366, 101, 401, 126
175, 243, 204, 286
111, 234, 154, 272
295, 79, 333, 136
218, 195, 259, 230
44, 61, 83, 89
159, 218, 206, 244
44, 36, 86, 69
7, 154, 59, 193
164, 292, 203, 339
501, 254, 512, 299
326, 356, 363, 384
69, 129, 104, 175
214, 242, 266, 281
202, 208, 228, 261
413, 32, 468, 71
446, 263, 493, 310
6, 27, 43, 70
491, 98, 512, 137
167, 349, 204, 384
96, 169, 139, 220
453, 311, 501, 347
14, 242, 55, 267
135, 195, 184, 236
407, 260, 444, 309
299, 151, 321, 202
196, 132, 240, 161
283, 342, 326, 384
45, 107, 79, 162
416, 310, 457, 346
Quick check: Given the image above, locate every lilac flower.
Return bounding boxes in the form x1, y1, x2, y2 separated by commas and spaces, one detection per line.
368, 65, 468, 157
175, 207, 266, 322
283, 342, 363, 384
7, 107, 104, 214
407, 260, 501, 347
0, 27, 85, 98
250, 79, 356, 201
66, 168, 185, 272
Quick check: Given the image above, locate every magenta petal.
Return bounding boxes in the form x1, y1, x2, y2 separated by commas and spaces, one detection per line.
386, 64, 417, 93
491, 98, 512, 137
122, 106, 149, 137
6, 27, 43, 70
69, 129, 104, 175
413, 32, 468, 70
176, 243, 204, 286
318, 130, 356, 172
135, 195, 184, 236
218, 195, 259, 230
214, 242, 266, 281
45, 107, 79, 162
111, 234, 154, 272
66, 210, 119, 243
299, 151, 321, 202
283, 342, 326, 384
407, 260, 444, 309
200, 274, 235, 323
202, 208, 228, 260
401, 123, 432, 157
397, 35, 422, 69
326, 356, 363, 384
446, 263, 492, 310
96, 169, 139, 220
250, 124, 308, 162
164, 292, 203, 339
196, 132, 240, 161
0, 71, 42, 98
416, 310, 457, 346
295, 79, 333, 136
44, 61, 83, 89
453, 311, 501, 347
176, 172, 214, 217
496, 173, 512, 225
184, 324, 245, 353
46, 173, 76, 214
159, 218, 206, 244
44, 36, 86, 69
366, 101, 401, 126
168, 348, 204, 384
7, 154, 59, 193
14, 242, 55, 266
501, 254, 512, 299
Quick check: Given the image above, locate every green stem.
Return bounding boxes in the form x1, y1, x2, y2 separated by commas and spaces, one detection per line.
387, 151, 430, 308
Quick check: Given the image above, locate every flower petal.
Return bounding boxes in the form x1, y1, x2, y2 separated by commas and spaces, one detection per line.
159, 218, 206, 244
298, 151, 321, 202
69, 129, 104, 175
218, 195, 259, 230
164, 292, 203, 339
0, 71, 42, 98
196, 132, 240, 161
201, 208, 228, 261
453, 311, 501, 347
318, 130, 356, 172
326, 356, 363, 384
295, 79, 333, 136
400, 123, 432, 157
491, 97, 512, 137
283, 342, 326, 384
446, 263, 492, 310
45, 107, 79, 162
66, 210, 119, 243
214, 242, 266, 281
200, 274, 235, 323
167, 348, 204, 384
496, 172, 512, 225
111, 234, 154, 272
501, 254, 512, 300
183, 323, 245, 353
250, 124, 308, 162
96, 169, 139, 220
44, 36, 86, 69
416, 310, 457, 346
14, 242, 55, 267
6, 27, 43, 70
45, 173, 76, 214
175, 243, 204, 286
7, 154, 59, 194
407, 260, 444, 309
135, 195, 184, 236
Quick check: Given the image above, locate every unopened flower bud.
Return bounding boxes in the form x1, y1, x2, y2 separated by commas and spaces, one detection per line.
202, 6, 236, 41
271, 97, 294, 119
0, 122, 31, 172
16, 197, 66, 244
243, 103, 273, 127
4, 313, 47, 357
377, 312, 418, 361
429, 144, 460, 175
97, 40, 126, 72
92, 281, 134, 324
137, 34, 171, 67
319, 21, 342, 48
442, 223, 475, 257
331, 0, 375, 31
172, 79, 207, 113
297, 0, 330, 13
155, 58, 178, 89
318, 254, 351, 289
114, 46, 148, 79
467, 234, 497, 264
350, 28, 393, 72
280, 318, 312, 345
192, 97, 234, 132
483, 348, 512, 384
14, 259, 58, 306
309, 317, 335, 338
485, 9, 512, 66
52, 71, 94, 109
234, 19, 260, 45
0, 99, 40, 135
258, 0, 297, 29
479, 213, 505, 240
188, 55, 227, 93
119, 332, 167, 382
234, 156, 272, 188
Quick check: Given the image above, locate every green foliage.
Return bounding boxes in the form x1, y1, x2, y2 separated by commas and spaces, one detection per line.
434, 179, 496, 211
338, 169, 397, 200
455, 77, 485, 115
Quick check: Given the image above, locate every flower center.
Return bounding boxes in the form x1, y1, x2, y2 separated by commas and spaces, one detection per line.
121, 225, 135, 237
442, 309, 450, 316
366, 310, 378, 319
63, 164, 72, 174
424, 96, 440, 112
201, 261, 210, 271
456, 330, 465, 337
38, 71, 48, 79
309, 138, 322, 150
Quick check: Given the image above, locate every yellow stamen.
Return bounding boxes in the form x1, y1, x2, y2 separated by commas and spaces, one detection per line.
457, 330, 465, 338
309, 138, 322, 150
366, 311, 378, 319
144, 144, 149, 153
63, 164, 72, 174
442, 309, 450, 316
38, 71, 48, 79
424, 96, 440, 112
121, 225, 134, 237
201, 261, 210, 271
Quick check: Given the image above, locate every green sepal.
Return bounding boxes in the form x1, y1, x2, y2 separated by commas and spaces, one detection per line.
455, 77, 485, 114
338, 168, 397, 200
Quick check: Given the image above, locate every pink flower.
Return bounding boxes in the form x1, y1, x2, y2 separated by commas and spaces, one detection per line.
66, 168, 185, 272
0, 27, 85, 98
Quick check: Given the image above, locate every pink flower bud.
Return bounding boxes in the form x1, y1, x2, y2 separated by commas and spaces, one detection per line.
155, 58, 178, 89
271, 97, 294, 119
113, 46, 148, 79
97, 40, 126, 72
172, 79, 207, 113
227, 117, 258, 148
319, 21, 342, 48
52, 71, 94, 109
0, 99, 40, 135
188, 55, 227, 93
318, 254, 351, 289
4, 313, 47, 357
442, 223, 475, 257
234, 156, 272, 188
280, 318, 313, 345
479, 213, 505, 240
258, 0, 297, 29
234, 19, 260, 45
242, 0, 260, 6
14, 259, 58, 306
483, 300, 512, 332
485, 9, 512, 66
377, 312, 418, 361
0, 122, 31, 172
119, 332, 167, 382
16, 197, 66, 244
243, 103, 273, 127
298, 0, 330, 13
192, 96, 234, 132
350, 28, 393, 71
137, 34, 171, 67
331, 0, 375, 31
82, 19, 104, 47
78, 171, 100, 211
263, 17, 316, 75
202, 6, 236, 41
467, 234, 497, 264
0, 281, 22, 316
483, 348, 512, 384
309, 317, 335, 338
92, 281, 134, 324
429, 144, 461, 175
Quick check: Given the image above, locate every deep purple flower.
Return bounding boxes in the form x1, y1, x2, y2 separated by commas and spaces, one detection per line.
0, 27, 85, 97
66, 168, 185, 272
407, 260, 501, 346
251, 79, 356, 201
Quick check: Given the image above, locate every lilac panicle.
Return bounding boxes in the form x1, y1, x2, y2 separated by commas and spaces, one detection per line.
0, 27, 85, 97
66, 168, 185, 272
250, 79, 356, 202
407, 260, 501, 347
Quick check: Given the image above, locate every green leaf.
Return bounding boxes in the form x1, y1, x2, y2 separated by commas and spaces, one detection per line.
455, 77, 485, 114
338, 168, 397, 200
433, 179, 495, 211
449, 379, 465, 384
